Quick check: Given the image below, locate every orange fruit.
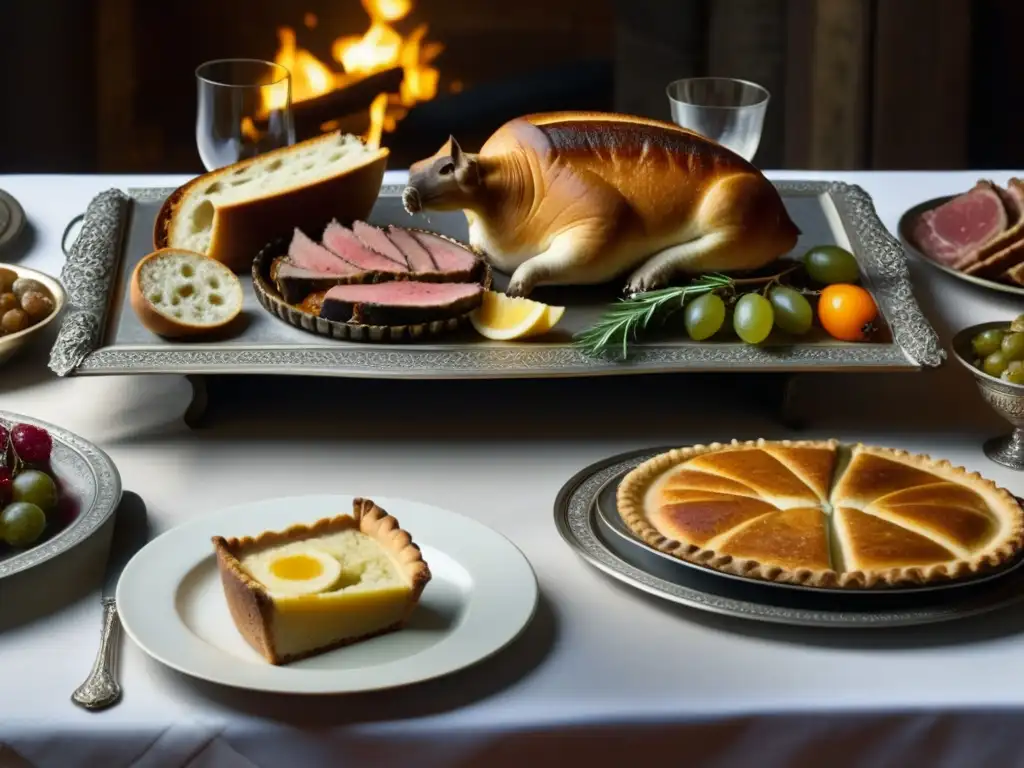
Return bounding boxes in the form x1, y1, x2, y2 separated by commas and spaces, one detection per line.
817, 284, 878, 342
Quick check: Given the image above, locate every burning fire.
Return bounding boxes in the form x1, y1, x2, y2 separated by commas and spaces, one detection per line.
260, 0, 443, 148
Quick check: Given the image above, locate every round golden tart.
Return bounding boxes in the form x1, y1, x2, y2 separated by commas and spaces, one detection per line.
616, 439, 1024, 588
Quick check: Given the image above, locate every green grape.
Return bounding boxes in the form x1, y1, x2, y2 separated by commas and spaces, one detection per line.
1002, 332, 1024, 361
11, 470, 57, 512
684, 293, 726, 341
733, 293, 774, 344
768, 286, 813, 335
1011, 314, 1024, 333
972, 329, 1005, 358
1004, 367, 1024, 385
803, 246, 860, 285
984, 350, 1010, 378
1, 502, 46, 547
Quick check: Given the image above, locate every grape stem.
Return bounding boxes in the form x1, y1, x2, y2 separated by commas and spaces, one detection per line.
573, 265, 803, 360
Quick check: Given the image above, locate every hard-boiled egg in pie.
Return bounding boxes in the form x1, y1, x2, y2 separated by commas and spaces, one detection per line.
243, 545, 343, 596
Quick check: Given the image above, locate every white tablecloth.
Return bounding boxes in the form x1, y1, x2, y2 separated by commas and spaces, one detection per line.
2, 170, 1024, 768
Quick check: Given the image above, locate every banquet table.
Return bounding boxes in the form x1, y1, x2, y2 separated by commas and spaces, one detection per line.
3, 169, 1024, 768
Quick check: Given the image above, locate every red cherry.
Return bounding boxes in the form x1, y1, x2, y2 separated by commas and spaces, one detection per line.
11, 424, 52, 464
0, 466, 11, 506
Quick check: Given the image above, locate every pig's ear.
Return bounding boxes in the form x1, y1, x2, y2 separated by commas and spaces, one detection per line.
449, 136, 464, 165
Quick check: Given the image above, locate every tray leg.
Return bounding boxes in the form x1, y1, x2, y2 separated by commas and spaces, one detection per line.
780, 374, 808, 430
183, 375, 209, 430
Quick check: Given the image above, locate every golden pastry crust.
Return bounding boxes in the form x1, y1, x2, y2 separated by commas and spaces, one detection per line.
212, 498, 431, 663
616, 439, 1024, 589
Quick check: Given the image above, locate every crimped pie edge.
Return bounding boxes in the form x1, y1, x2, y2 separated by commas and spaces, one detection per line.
211, 497, 432, 664
615, 438, 1024, 589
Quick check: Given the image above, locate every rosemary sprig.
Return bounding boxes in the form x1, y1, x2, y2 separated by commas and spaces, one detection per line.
573, 274, 733, 360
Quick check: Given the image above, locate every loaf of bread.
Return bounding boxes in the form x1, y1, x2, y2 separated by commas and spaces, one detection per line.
404, 111, 800, 297
130, 248, 243, 338
154, 131, 388, 272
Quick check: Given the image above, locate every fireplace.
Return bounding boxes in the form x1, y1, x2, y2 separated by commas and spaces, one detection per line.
1, 0, 1018, 174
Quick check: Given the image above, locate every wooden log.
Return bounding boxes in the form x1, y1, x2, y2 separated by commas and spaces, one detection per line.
257, 67, 404, 139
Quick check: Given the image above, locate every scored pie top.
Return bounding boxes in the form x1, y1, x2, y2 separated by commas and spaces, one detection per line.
616, 439, 1024, 588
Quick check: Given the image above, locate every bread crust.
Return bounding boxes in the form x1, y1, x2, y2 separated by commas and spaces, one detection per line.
456, 111, 800, 290
616, 438, 1024, 589
154, 132, 388, 273
212, 498, 432, 665
129, 248, 243, 338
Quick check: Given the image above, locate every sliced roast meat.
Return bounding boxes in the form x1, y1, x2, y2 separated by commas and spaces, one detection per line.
995, 184, 1024, 227
387, 225, 438, 272
964, 178, 1024, 278
323, 220, 409, 274
273, 262, 364, 304
353, 221, 408, 267
320, 281, 483, 326
410, 230, 482, 273
912, 182, 1007, 267
287, 228, 360, 276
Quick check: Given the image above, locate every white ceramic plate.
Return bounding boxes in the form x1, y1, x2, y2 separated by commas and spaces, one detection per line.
117, 494, 538, 694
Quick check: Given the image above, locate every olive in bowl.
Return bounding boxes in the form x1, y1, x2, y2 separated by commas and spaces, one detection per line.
0, 264, 66, 365
953, 316, 1024, 470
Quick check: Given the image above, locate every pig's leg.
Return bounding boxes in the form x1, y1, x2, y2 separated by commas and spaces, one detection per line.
505, 230, 603, 297
625, 231, 736, 293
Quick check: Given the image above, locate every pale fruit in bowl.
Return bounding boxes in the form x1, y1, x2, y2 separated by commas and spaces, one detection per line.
0, 264, 66, 366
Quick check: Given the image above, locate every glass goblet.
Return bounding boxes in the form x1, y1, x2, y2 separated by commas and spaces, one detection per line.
195, 58, 295, 172
666, 77, 770, 163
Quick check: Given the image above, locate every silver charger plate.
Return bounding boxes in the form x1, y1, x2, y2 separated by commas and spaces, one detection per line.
47, 181, 944, 378
592, 459, 1024, 596
0, 410, 122, 580
554, 448, 1024, 627
897, 195, 1024, 297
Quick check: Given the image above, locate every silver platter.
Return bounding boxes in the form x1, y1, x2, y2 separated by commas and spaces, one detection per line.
0, 188, 26, 255
47, 181, 945, 378
897, 195, 1024, 297
0, 410, 122, 580
554, 448, 1024, 628
593, 462, 1024, 596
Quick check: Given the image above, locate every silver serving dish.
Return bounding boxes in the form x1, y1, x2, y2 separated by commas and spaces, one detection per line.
593, 462, 1024, 594
0, 410, 122, 580
47, 181, 943, 379
897, 195, 1024, 297
555, 449, 1024, 628
951, 321, 1024, 470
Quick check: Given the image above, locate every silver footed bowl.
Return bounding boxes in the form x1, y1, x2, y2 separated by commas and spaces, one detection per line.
952, 321, 1024, 470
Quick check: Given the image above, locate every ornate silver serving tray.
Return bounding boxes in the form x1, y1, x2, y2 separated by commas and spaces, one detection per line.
48, 182, 944, 378
555, 449, 1024, 628
0, 410, 122, 581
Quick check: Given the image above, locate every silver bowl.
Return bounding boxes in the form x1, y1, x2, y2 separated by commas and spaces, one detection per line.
952, 321, 1024, 470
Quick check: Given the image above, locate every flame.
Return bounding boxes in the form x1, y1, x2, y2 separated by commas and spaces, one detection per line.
263, 0, 442, 145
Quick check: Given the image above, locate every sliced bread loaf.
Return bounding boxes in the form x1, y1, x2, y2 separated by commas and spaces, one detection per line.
154, 131, 388, 272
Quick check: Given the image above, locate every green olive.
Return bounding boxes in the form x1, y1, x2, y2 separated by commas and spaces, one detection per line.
984, 350, 1010, 378
973, 329, 1006, 358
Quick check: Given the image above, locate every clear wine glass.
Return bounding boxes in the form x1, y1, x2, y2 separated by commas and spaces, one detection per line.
195, 59, 296, 172
666, 77, 770, 163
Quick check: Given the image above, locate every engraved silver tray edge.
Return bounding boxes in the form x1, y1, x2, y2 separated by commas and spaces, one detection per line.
48, 181, 945, 378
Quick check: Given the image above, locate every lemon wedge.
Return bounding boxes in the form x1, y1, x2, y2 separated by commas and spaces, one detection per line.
470, 291, 565, 340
